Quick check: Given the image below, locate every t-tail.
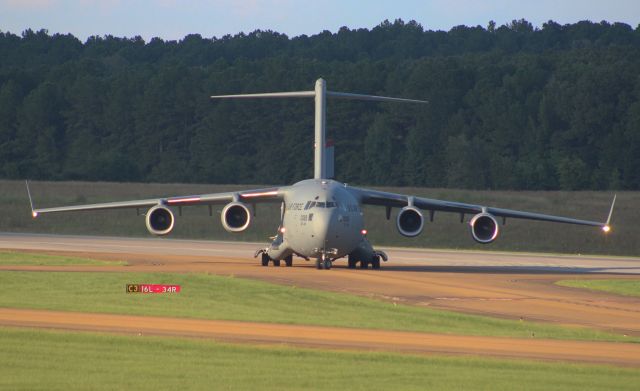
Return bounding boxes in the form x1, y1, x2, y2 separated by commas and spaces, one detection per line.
210, 78, 428, 180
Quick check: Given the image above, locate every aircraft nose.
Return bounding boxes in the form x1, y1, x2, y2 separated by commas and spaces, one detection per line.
312, 208, 347, 248
312, 209, 330, 238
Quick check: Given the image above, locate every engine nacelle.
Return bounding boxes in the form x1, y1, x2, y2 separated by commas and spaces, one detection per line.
396, 206, 424, 237
470, 213, 499, 244
145, 205, 175, 236
221, 202, 252, 233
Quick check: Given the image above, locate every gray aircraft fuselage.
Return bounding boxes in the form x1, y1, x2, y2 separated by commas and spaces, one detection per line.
268, 179, 365, 261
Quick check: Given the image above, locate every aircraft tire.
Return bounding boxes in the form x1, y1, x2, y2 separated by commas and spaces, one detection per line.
285, 256, 293, 267
347, 256, 356, 269
273, 259, 281, 267
316, 259, 323, 270
372, 256, 381, 270
360, 261, 369, 269
261, 254, 269, 267
323, 258, 332, 270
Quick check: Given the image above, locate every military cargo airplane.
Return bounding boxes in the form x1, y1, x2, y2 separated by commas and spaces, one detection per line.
26, 79, 616, 270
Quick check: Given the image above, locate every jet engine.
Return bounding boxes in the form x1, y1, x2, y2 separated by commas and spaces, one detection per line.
145, 205, 175, 236
396, 206, 424, 237
221, 202, 252, 233
469, 213, 499, 244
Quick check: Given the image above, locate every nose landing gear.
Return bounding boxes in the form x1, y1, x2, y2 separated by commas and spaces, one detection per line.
316, 256, 332, 270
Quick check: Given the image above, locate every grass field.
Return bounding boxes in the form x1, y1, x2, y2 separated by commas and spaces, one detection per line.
0, 267, 634, 342
557, 279, 640, 298
2, 327, 639, 391
0, 251, 126, 266
2, 179, 635, 256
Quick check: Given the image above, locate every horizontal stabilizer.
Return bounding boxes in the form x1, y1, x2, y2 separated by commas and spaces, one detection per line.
211, 90, 427, 104
211, 91, 314, 99
327, 91, 428, 104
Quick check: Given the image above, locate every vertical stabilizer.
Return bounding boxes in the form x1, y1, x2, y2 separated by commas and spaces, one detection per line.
314, 78, 327, 179
325, 141, 335, 179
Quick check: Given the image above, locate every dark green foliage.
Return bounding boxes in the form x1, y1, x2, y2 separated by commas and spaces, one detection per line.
1, 20, 639, 189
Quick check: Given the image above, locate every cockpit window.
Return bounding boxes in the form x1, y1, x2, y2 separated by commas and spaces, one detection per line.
304, 201, 338, 209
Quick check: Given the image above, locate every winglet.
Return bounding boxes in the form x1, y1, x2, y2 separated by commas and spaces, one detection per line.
602, 194, 616, 233
25, 180, 38, 218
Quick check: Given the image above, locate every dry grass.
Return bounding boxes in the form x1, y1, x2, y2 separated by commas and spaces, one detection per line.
1, 179, 636, 256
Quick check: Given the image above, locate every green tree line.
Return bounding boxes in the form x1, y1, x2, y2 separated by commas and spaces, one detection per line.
1, 19, 639, 189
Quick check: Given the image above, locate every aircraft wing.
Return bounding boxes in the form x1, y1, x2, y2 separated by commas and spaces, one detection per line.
349, 187, 613, 229
27, 182, 285, 217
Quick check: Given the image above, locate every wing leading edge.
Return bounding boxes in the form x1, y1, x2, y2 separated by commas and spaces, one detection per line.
349, 186, 614, 230
27, 181, 285, 218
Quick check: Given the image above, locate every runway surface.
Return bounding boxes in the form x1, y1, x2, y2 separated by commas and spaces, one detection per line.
2, 232, 638, 274
1, 233, 640, 365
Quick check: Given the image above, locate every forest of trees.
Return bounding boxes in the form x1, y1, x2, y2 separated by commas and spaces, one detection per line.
1, 19, 639, 190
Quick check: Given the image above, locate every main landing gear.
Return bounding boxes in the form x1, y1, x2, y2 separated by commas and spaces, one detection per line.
347, 250, 387, 270
357, 254, 380, 270
255, 249, 293, 267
